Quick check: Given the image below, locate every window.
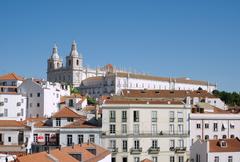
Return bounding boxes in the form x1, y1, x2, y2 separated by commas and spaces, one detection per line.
21, 109, 24, 116
205, 135, 209, 140
76, 60, 79, 66
151, 124, 157, 134
78, 135, 84, 144
152, 157, 157, 162
205, 123, 209, 129
45, 134, 50, 143
37, 103, 40, 107
122, 157, 128, 162
109, 140, 116, 149
133, 111, 139, 122
4, 109, 8, 117
134, 140, 140, 149
177, 112, 183, 122
169, 124, 174, 134
133, 124, 139, 134
178, 139, 184, 148
213, 123, 218, 131
89, 134, 95, 143
152, 140, 158, 148
228, 156, 233, 162
8, 137, 11, 142
213, 135, 218, 139
109, 111, 116, 122
196, 123, 201, 129
69, 99, 74, 107
178, 124, 183, 134
37, 93, 40, 97
67, 118, 73, 122
30, 93, 32, 97
122, 124, 127, 134
56, 118, 61, 126
169, 111, 174, 122
170, 156, 175, 162
170, 139, 175, 148
134, 157, 140, 162
196, 154, 200, 162
122, 140, 128, 152
110, 124, 116, 134
214, 156, 219, 162
67, 135, 72, 146
178, 156, 184, 162
151, 111, 157, 122
29, 103, 32, 107
222, 135, 227, 139
17, 102, 21, 106
230, 134, 235, 138
122, 111, 127, 122
34, 134, 38, 142
4, 98, 8, 103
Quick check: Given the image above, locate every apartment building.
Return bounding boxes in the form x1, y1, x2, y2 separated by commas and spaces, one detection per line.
101, 97, 191, 162
29, 107, 101, 153
190, 104, 240, 144
0, 73, 24, 93
190, 138, 240, 162
18, 78, 70, 117
0, 92, 27, 120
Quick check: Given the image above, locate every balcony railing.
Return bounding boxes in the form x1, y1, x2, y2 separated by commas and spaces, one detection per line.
169, 147, 186, 152
101, 131, 190, 138
130, 147, 142, 154
108, 147, 118, 154
148, 147, 160, 154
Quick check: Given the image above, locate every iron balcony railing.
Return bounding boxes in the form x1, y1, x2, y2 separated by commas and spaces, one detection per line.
130, 147, 142, 154
101, 130, 190, 138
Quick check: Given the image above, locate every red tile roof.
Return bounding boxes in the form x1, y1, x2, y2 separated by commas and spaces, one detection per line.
0, 73, 24, 81
0, 120, 26, 128
63, 119, 98, 128
209, 138, 240, 152
141, 159, 152, 162
52, 107, 85, 118
16, 143, 111, 162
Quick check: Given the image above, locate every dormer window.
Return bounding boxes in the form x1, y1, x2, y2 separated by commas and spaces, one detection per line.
67, 117, 73, 122
56, 118, 61, 126
220, 141, 227, 147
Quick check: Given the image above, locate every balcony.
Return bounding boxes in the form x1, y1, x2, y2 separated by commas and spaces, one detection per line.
108, 147, 118, 154
148, 147, 160, 154
130, 147, 142, 154
175, 147, 186, 153
101, 131, 190, 138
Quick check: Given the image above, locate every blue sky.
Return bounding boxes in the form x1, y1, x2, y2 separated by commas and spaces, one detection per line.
0, 0, 239, 91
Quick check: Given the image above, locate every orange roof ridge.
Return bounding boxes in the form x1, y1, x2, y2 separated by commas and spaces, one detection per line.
52, 107, 85, 118
0, 73, 24, 81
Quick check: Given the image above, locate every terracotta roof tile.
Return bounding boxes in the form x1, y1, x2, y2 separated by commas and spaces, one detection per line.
0, 120, 26, 127
0, 73, 24, 81
141, 159, 153, 162
209, 138, 240, 152
105, 99, 183, 105
63, 119, 98, 128
52, 107, 85, 118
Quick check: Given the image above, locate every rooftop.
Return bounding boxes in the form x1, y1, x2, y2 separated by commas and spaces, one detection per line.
16, 143, 111, 162
209, 138, 240, 152
52, 107, 86, 118
0, 73, 24, 81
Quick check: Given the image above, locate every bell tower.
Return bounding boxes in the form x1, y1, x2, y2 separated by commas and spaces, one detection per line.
66, 41, 82, 70
47, 44, 63, 71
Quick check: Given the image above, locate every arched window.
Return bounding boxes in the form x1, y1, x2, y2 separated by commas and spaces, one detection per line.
69, 60, 71, 66
230, 134, 234, 138
213, 135, 218, 139
76, 60, 79, 66
222, 135, 227, 139
205, 135, 209, 140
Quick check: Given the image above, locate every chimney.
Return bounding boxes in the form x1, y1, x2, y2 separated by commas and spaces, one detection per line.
72, 143, 74, 149
58, 145, 61, 151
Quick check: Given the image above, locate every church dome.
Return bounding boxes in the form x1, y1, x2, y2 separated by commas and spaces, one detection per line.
69, 40, 79, 57
51, 44, 60, 60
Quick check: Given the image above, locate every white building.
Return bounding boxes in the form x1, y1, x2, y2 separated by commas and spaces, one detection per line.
0, 120, 31, 154
18, 78, 70, 118
29, 107, 102, 153
0, 73, 24, 93
101, 96, 191, 162
190, 104, 240, 145
80, 72, 217, 98
0, 92, 27, 120
60, 94, 88, 111
190, 138, 240, 162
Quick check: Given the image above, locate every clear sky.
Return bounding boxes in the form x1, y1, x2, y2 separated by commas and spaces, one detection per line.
0, 0, 239, 91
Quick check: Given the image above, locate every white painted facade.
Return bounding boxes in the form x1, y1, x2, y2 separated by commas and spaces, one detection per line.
18, 78, 70, 118
0, 93, 27, 120
190, 109, 240, 145
80, 73, 217, 98
190, 139, 240, 162
101, 102, 191, 162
